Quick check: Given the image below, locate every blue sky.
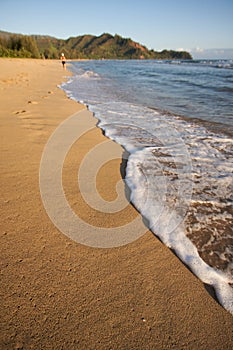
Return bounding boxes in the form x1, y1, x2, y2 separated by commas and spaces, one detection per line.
1, 0, 233, 58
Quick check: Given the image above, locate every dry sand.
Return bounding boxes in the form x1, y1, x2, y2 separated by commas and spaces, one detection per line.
0, 58, 232, 349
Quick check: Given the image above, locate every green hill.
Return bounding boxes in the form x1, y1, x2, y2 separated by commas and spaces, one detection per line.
0, 31, 192, 60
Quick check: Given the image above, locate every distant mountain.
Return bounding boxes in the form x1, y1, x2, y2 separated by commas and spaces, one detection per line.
0, 30, 192, 60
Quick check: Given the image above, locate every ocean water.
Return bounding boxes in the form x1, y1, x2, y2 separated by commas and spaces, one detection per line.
61, 59, 233, 314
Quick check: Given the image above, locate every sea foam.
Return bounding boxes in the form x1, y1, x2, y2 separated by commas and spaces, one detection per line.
61, 60, 233, 313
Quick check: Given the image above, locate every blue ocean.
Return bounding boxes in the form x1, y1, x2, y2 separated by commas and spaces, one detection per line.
61, 59, 233, 313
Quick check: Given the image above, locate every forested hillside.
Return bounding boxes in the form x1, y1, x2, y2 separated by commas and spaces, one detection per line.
0, 31, 192, 60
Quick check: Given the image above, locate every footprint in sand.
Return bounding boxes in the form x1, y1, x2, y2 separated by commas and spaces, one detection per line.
28, 100, 38, 105
41, 91, 54, 99
14, 110, 27, 115
13, 101, 38, 120
13, 110, 32, 121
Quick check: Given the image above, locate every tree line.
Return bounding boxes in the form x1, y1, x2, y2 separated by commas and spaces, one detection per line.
0, 32, 192, 60
0, 34, 40, 58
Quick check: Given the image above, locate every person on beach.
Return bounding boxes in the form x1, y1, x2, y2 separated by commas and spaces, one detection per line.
60, 53, 66, 70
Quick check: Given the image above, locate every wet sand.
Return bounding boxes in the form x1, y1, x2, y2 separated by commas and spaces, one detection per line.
0, 58, 232, 349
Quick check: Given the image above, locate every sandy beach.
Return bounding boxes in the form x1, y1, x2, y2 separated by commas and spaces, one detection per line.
1, 58, 232, 349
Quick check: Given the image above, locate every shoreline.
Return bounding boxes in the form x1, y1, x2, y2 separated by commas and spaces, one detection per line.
1, 58, 232, 349
64, 60, 233, 313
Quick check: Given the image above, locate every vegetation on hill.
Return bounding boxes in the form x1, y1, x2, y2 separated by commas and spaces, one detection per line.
0, 31, 192, 60
0, 32, 40, 58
